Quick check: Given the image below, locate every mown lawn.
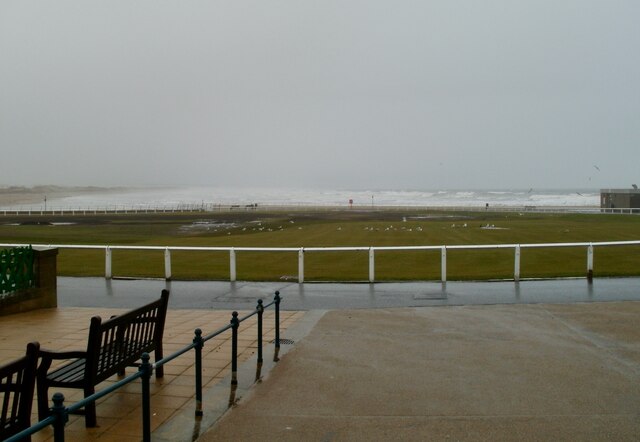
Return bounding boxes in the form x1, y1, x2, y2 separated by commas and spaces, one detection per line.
1, 210, 639, 281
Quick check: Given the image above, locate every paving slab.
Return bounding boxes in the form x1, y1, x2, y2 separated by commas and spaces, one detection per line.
198, 302, 640, 441
0, 307, 304, 441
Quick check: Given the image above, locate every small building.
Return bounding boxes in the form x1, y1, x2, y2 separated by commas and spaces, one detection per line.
600, 188, 640, 209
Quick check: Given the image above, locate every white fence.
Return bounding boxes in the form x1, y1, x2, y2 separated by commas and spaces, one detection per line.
2, 240, 639, 283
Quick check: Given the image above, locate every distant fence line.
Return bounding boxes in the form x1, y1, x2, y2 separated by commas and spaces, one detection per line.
1, 240, 639, 283
0, 203, 638, 215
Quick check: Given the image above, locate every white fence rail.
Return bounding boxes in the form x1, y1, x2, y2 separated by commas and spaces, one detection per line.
2, 241, 639, 283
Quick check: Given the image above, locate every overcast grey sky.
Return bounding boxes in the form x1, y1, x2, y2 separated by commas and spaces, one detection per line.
1, 1, 639, 190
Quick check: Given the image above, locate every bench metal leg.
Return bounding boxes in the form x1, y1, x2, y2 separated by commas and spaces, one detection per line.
84, 386, 97, 427
155, 348, 164, 378
36, 380, 50, 422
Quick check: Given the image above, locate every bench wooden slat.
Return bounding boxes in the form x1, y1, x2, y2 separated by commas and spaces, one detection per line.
47, 359, 86, 384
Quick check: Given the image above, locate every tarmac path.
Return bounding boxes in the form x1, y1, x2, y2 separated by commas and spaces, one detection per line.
198, 302, 640, 441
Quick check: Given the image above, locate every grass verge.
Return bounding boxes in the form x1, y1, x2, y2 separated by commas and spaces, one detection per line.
1, 209, 639, 281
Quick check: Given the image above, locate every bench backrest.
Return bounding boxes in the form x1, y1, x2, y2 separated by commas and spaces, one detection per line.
86, 290, 169, 383
0, 342, 39, 439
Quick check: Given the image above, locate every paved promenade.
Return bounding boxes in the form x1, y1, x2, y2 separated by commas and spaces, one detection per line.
0, 306, 303, 441
3, 278, 640, 440
200, 302, 640, 441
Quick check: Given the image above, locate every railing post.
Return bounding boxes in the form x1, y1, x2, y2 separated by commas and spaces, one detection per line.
105, 247, 112, 279
229, 248, 236, 282
298, 248, 304, 283
193, 328, 204, 417
164, 248, 172, 280
52, 392, 67, 442
514, 245, 521, 282
369, 247, 375, 282
587, 243, 594, 282
255, 299, 264, 382
228, 311, 239, 407
139, 353, 153, 442
273, 291, 281, 362
441, 246, 447, 282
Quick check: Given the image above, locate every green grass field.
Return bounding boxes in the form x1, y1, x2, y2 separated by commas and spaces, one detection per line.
1, 209, 639, 281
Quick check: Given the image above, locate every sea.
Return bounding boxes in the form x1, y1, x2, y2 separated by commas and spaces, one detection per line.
2, 187, 601, 211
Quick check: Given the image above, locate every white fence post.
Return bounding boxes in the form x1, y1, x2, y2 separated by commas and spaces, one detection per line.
298, 248, 304, 283
514, 245, 521, 282
369, 247, 375, 282
105, 247, 112, 279
164, 248, 172, 280
441, 246, 447, 282
230, 248, 237, 282
587, 244, 594, 282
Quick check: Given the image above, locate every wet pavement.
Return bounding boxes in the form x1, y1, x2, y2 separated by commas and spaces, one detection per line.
58, 276, 640, 310
198, 302, 640, 441
10, 277, 640, 440
0, 307, 304, 442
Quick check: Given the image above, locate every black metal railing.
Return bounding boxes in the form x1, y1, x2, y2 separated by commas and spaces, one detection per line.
5, 291, 283, 442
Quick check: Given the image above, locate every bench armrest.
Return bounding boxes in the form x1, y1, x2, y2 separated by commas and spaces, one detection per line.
37, 349, 87, 376
39, 349, 87, 360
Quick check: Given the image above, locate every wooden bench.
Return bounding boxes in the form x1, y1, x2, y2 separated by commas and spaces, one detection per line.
36, 289, 170, 427
0, 342, 39, 441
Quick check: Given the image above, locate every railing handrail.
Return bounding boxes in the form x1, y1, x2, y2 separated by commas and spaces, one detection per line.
2, 240, 640, 284
4, 292, 283, 442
